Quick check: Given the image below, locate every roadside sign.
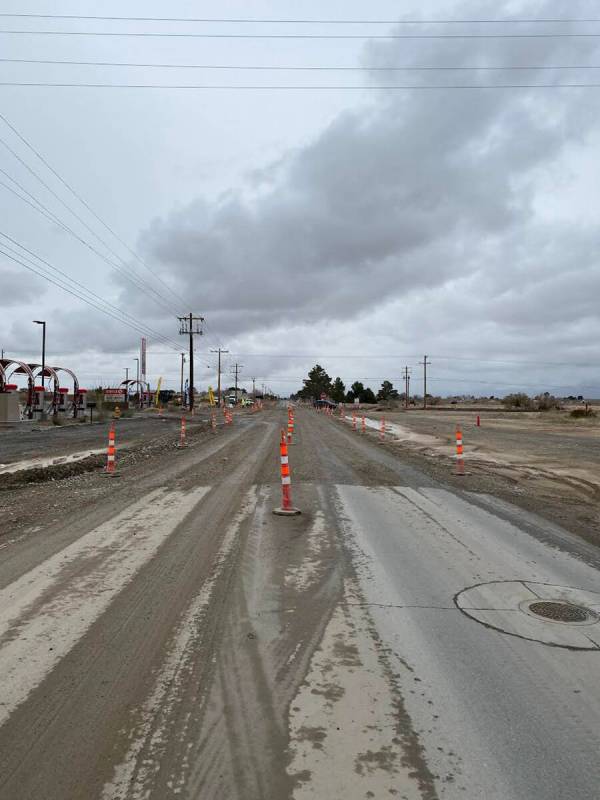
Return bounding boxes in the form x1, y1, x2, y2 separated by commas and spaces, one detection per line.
104, 389, 125, 403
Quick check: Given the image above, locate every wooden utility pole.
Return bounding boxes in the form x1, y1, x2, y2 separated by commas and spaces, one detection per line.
402, 366, 411, 409
210, 348, 229, 407
232, 362, 243, 404
419, 355, 430, 409
178, 313, 204, 412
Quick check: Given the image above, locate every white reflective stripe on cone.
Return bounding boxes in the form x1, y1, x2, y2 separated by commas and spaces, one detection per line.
281, 476, 291, 485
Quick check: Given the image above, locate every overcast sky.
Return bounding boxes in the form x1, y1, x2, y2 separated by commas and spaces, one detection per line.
1, 0, 599, 398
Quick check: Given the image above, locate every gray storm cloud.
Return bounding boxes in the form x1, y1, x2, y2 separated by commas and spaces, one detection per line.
0, 266, 45, 307
134, 2, 600, 346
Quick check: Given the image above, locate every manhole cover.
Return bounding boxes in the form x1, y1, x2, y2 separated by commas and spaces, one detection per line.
528, 601, 593, 624
454, 581, 600, 649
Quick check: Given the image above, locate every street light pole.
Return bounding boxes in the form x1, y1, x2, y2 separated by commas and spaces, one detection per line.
33, 320, 46, 388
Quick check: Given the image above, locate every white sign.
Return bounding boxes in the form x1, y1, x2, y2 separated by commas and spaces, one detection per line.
104, 389, 125, 403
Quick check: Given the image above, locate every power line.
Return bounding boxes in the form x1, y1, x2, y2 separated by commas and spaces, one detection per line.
0, 231, 181, 349
2, 29, 600, 40
4, 82, 600, 90
0, 247, 181, 349
35, 349, 599, 373
214, 353, 596, 368
0, 161, 179, 317
0, 130, 180, 317
0, 112, 188, 311
1, 14, 599, 24
0, 237, 182, 350
0, 174, 73, 233
4, 58, 600, 72
194, 374, 600, 391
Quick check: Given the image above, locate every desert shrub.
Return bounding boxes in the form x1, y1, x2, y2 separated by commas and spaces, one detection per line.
535, 392, 560, 411
501, 393, 533, 410
570, 408, 597, 419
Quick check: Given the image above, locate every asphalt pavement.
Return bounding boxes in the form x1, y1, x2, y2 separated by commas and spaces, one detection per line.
0, 406, 598, 799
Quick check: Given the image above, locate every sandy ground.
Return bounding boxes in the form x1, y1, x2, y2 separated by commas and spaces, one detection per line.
0, 406, 598, 799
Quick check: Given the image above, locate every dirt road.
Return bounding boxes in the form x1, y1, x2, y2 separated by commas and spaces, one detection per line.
0, 406, 598, 799
0, 413, 209, 470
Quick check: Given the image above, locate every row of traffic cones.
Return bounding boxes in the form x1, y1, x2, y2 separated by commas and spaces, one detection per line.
330, 406, 469, 476
104, 407, 230, 474
104, 398, 263, 475
275, 408, 300, 515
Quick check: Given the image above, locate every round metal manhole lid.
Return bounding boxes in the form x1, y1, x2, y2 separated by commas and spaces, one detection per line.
454, 581, 600, 650
527, 601, 595, 624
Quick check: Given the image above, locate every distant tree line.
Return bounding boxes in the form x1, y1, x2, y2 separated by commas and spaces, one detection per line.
297, 364, 400, 404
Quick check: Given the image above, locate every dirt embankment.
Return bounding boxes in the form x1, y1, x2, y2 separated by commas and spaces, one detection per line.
0, 417, 217, 490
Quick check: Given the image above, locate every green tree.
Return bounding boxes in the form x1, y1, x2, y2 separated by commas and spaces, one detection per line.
362, 387, 376, 404
298, 364, 333, 401
350, 381, 365, 399
330, 377, 346, 403
377, 380, 399, 401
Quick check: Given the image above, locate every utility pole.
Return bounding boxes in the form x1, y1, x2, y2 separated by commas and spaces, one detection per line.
419, 355, 430, 409
124, 367, 129, 404
252, 377, 256, 399
210, 348, 229, 407
231, 362, 243, 405
402, 366, 411, 409
178, 313, 204, 412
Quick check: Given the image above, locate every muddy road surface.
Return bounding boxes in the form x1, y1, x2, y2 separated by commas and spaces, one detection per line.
0, 407, 598, 799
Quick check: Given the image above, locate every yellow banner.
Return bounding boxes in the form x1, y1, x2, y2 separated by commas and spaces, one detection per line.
154, 376, 163, 407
